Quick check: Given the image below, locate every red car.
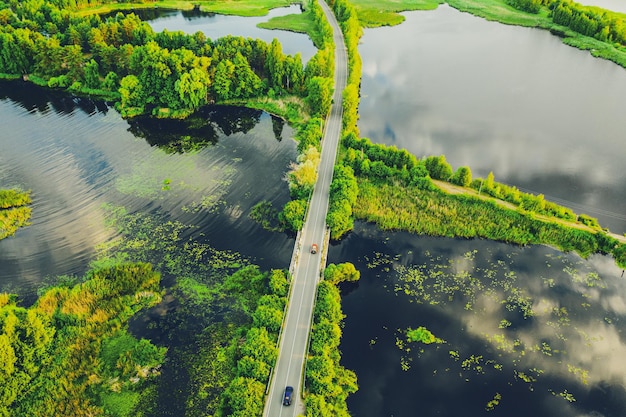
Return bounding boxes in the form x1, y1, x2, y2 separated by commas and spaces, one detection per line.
310, 243, 318, 254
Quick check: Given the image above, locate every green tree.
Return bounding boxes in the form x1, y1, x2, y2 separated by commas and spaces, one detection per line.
252, 304, 283, 332
102, 71, 118, 91
268, 269, 289, 297
451, 166, 472, 187
342, 83, 359, 134
223, 376, 266, 417
83, 58, 100, 89
424, 155, 453, 181
118, 74, 144, 114
237, 355, 270, 381
280, 199, 307, 232
213, 59, 235, 101
175, 67, 210, 110
324, 262, 360, 284
266, 38, 284, 93
306, 76, 334, 117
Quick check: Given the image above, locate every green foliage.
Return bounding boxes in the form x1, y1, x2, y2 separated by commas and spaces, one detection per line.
506, 0, 542, 13
0, 263, 162, 417
424, 155, 454, 180
306, 75, 334, 117
342, 83, 360, 134
326, 164, 359, 240
451, 166, 472, 187
578, 213, 601, 229
286, 145, 320, 199
0, 188, 32, 240
296, 117, 323, 153
355, 177, 625, 263
348, 0, 441, 28
100, 205, 247, 283
306, 279, 358, 414
280, 198, 308, 232
552, 0, 626, 45
471, 172, 580, 222
222, 376, 266, 417
324, 262, 360, 284
343, 134, 422, 174
269, 269, 290, 297
0, 2, 317, 118
405, 326, 444, 344
252, 302, 283, 332
223, 266, 269, 316
240, 326, 278, 365
249, 200, 284, 232
101, 204, 287, 416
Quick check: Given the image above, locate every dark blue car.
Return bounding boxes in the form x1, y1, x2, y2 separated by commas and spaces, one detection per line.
283, 386, 294, 406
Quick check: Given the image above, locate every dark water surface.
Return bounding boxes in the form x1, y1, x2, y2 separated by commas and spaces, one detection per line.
358, 5, 626, 234
0, 80, 296, 301
344, 6, 626, 416
331, 223, 626, 417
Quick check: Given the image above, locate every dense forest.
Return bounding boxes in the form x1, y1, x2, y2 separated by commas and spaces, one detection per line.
0, 262, 164, 417
0, 0, 334, 118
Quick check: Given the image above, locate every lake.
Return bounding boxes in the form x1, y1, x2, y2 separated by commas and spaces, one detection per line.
126, 4, 317, 63
357, 4, 626, 235
332, 222, 626, 417
341, 5, 626, 416
1, 3, 625, 416
0, 80, 297, 302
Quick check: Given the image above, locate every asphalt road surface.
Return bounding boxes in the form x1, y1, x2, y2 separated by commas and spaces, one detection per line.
262, 1, 348, 416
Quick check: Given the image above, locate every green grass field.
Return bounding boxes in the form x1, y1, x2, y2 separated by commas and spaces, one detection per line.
76, 0, 298, 17
257, 7, 325, 47
349, 0, 441, 27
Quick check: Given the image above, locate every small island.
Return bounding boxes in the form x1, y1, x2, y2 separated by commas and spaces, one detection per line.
0, 189, 32, 240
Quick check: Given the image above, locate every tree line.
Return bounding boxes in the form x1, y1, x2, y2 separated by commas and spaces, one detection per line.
304, 263, 359, 417
504, 0, 626, 45
0, 0, 336, 118
325, 108, 626, 268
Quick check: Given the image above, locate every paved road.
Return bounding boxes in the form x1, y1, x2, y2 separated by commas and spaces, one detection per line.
262, 1, 348, 416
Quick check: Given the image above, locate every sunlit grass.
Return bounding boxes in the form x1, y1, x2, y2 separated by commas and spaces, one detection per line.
349, 0, 441, 27
258, 7, 325, 47
75, 0, 297, 17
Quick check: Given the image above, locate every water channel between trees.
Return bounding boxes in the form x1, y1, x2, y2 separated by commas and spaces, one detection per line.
1, 4, 626, 417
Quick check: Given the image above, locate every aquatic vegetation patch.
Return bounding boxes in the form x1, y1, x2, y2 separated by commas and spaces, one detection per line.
249, 200, 284, 232
370, 246, 624, 410
98, 204, 247, 283
115, 152, 236, 201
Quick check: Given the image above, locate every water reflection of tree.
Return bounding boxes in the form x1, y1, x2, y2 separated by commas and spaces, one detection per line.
211, 105, 261, 136
105, 7, 214, 22
127, 105, 264, 153
0, 80, 109, 116
271, 115, 284, 141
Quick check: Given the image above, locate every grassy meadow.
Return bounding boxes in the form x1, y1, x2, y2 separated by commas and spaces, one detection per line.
75, 0, 297, 17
